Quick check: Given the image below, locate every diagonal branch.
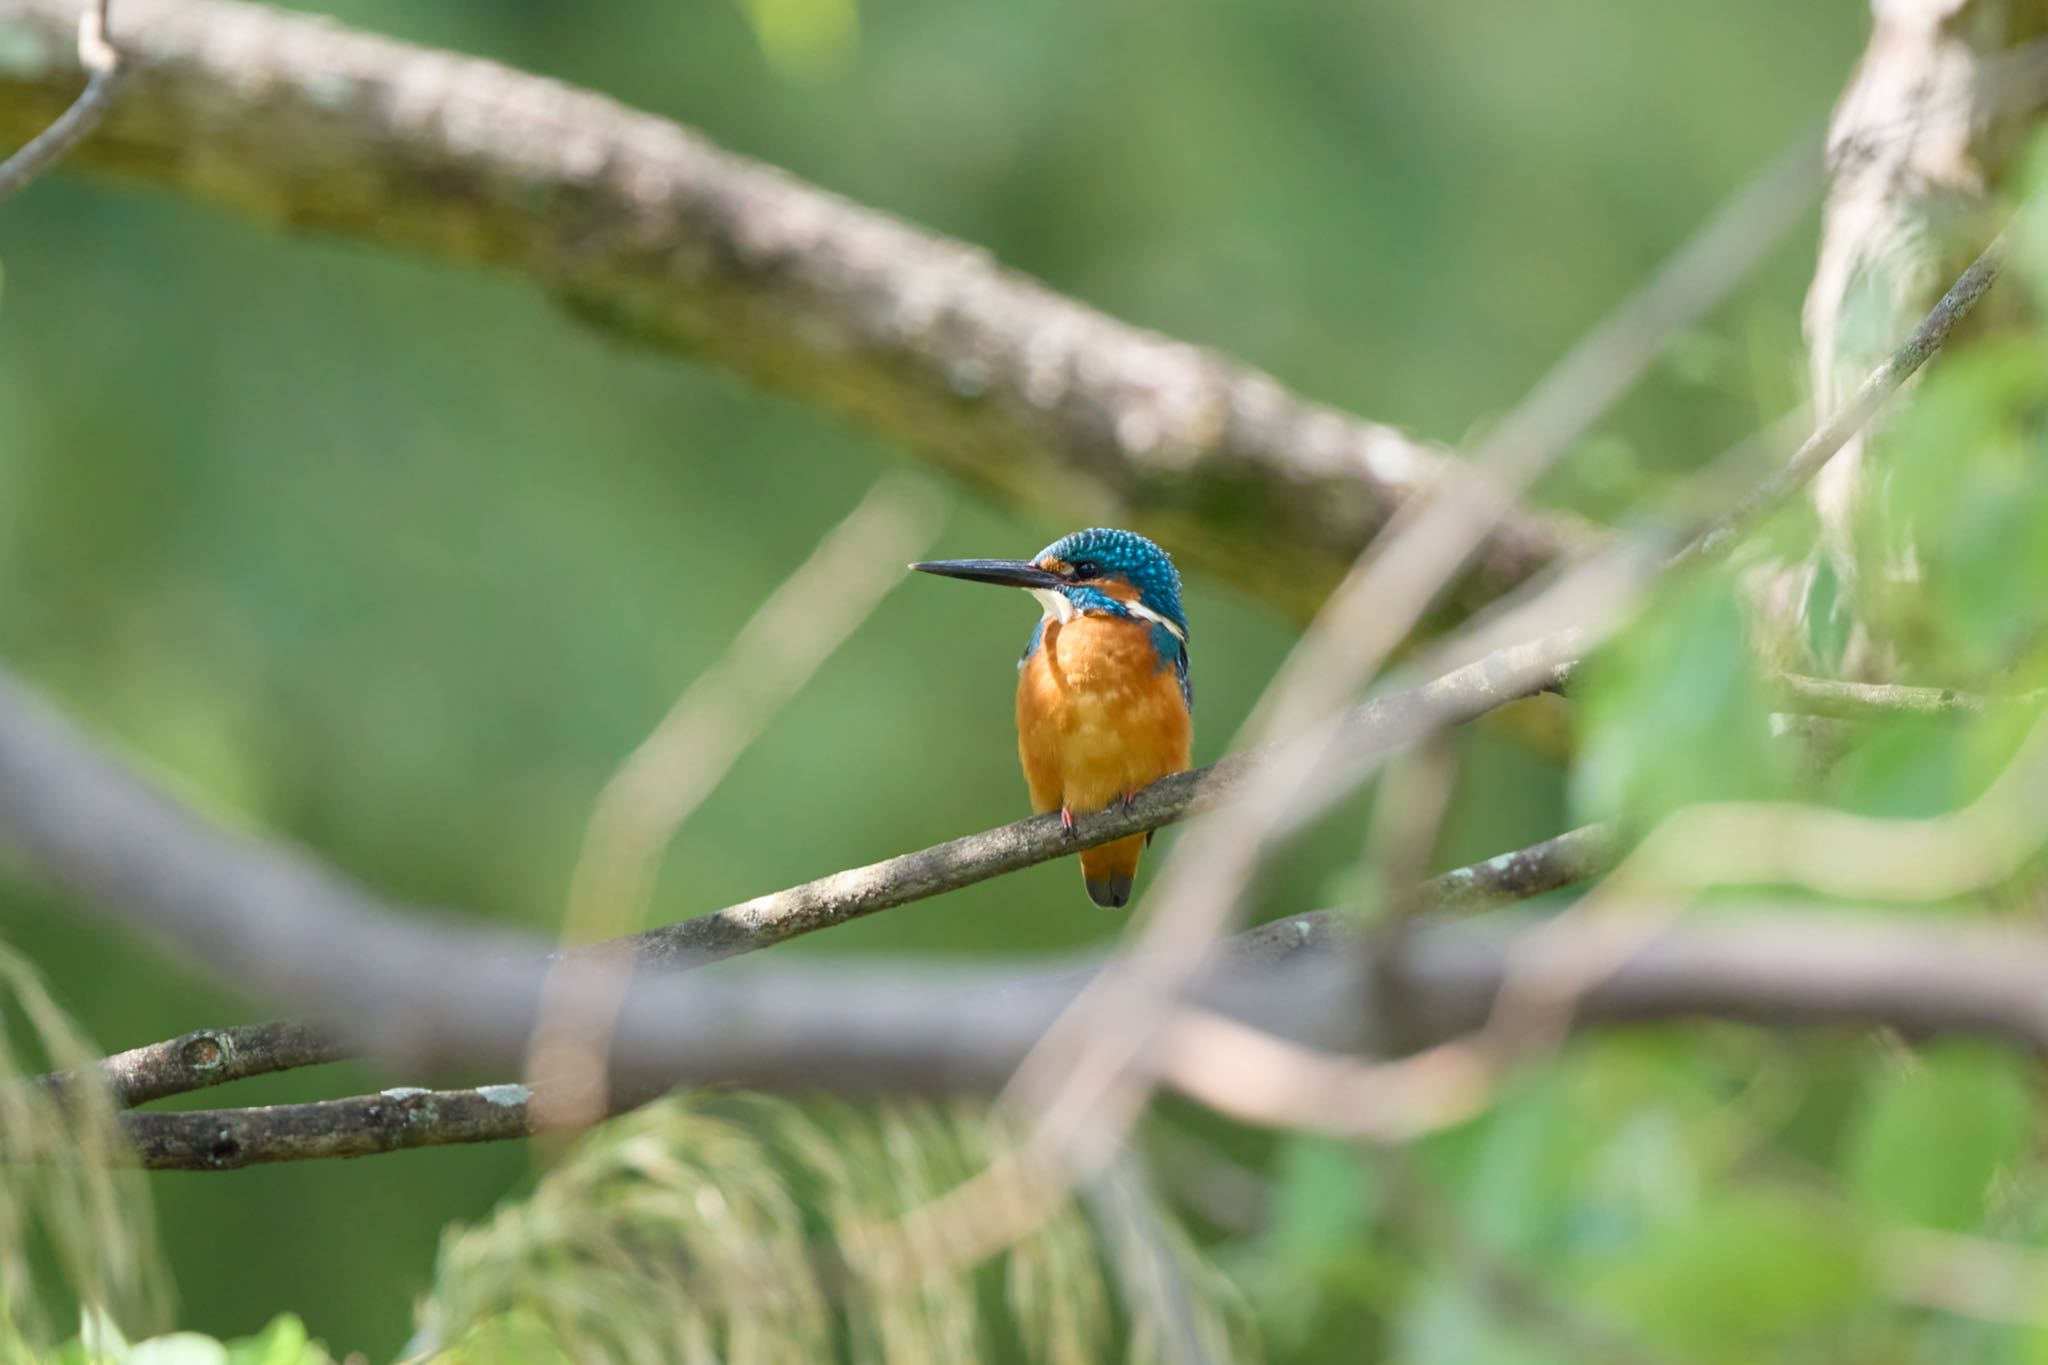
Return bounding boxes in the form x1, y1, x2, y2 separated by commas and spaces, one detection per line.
0, 0, 1589, 620
0, 0, 117, 205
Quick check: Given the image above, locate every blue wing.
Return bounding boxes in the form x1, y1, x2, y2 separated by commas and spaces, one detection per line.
1019, 617, 1047, 670
1148, 622, 1192, 712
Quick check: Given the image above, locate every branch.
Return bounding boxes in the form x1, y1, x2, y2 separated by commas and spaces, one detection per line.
119, 1083, 536, 1169
1771, 673, 2042, 720
92, 1018, 341, 1106
112, 911, 2048, 1167
0, 0, 117, 205
84, 815, 1618, 1127
68, 667, 2019, 1110
623, 630, 1584, 967
0, 0, 1588, 621
1680, 229, 2009, 564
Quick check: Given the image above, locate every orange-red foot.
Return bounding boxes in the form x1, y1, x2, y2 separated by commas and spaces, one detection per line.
1060, 805, 1076, 835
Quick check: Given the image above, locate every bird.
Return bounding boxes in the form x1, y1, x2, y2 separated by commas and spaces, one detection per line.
912, 527, 1192, 908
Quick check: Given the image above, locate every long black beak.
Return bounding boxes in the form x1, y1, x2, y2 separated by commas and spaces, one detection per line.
909, 558, 1066, 590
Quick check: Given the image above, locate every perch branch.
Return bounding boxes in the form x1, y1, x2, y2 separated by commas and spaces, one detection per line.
0, 0, 1588, 620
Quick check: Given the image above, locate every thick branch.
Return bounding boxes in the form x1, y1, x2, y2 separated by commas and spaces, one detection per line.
0, 0, 1587, 620
115, 912, 2048, 1168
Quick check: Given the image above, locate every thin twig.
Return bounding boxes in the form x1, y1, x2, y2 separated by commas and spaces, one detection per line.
1770, 673, 2041, 720
1679, 229, 2010, 565
0, 0, 119, 207
530, 475, 938, 1130
86, 1019, 343, 1107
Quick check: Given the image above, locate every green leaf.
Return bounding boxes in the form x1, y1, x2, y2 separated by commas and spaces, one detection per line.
1864, 340, 2048, 678
1594, 1191, 1866, 1359
1268, 1133, 1375, 1263
1395, 1278, 1574, 1365
125, 1336, 228, 1365
1844, 1042, 2031, 1232
1571, 571, 1784, 830
224, 1316, 316, 1365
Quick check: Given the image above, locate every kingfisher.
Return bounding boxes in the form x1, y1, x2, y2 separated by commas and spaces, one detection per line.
912, 528, 1192, 908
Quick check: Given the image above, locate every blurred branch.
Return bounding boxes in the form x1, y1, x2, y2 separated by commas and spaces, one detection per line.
0, 200, 2022, 1144
107, 911, 2048, 1168
64, 810, 1616, 1113
0, 0, 117, 206
1680, 228, 2009, 565
50, 670, 2011, 1112
0, 617, 1563, 1111
1769, 673, 2043, 720
0, 0, 1592, 622
533, 475, 938, 1131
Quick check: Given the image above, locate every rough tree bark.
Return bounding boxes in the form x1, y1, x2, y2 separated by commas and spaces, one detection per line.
0, 0, 1591, 621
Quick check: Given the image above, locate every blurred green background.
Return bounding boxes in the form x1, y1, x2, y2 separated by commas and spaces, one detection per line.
0, 0, 1864, 1354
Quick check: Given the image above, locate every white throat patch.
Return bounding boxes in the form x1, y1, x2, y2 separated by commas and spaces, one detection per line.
1029, 587, 1080, 622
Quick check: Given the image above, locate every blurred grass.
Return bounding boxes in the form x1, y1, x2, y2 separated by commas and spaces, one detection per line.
0, 0, 1863, 1354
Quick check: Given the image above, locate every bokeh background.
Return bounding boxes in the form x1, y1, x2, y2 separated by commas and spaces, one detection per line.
1, 0, 1864, 1354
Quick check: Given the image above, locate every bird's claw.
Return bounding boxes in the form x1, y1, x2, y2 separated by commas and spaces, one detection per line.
1060, 805, 1076, 837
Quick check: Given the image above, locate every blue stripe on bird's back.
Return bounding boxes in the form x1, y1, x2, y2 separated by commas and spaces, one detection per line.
1019, 617, 1046, 670
1155, 623, 1193, 711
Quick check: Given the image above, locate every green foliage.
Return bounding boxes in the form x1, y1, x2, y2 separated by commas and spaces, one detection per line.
1857, 339, 2048, 680
14, 0, 2039, 1360
1844, 1043, 2032, 1233
1232, 1135, 1391, 1355
35, 1313, 331, 1365
418, 1096, 1250, 1365
1572, 569, 1788, 831
0, 939, 165, 1351
1593, 1192, 1867, 1359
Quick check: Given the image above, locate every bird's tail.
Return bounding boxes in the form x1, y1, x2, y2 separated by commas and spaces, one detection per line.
1080, 834, 1144, 909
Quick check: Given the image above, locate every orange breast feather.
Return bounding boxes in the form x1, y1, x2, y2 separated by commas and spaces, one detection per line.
1015, 612, 1192, 907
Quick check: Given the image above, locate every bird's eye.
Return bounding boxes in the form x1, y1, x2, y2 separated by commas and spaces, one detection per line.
1069, 560, 1100, 580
